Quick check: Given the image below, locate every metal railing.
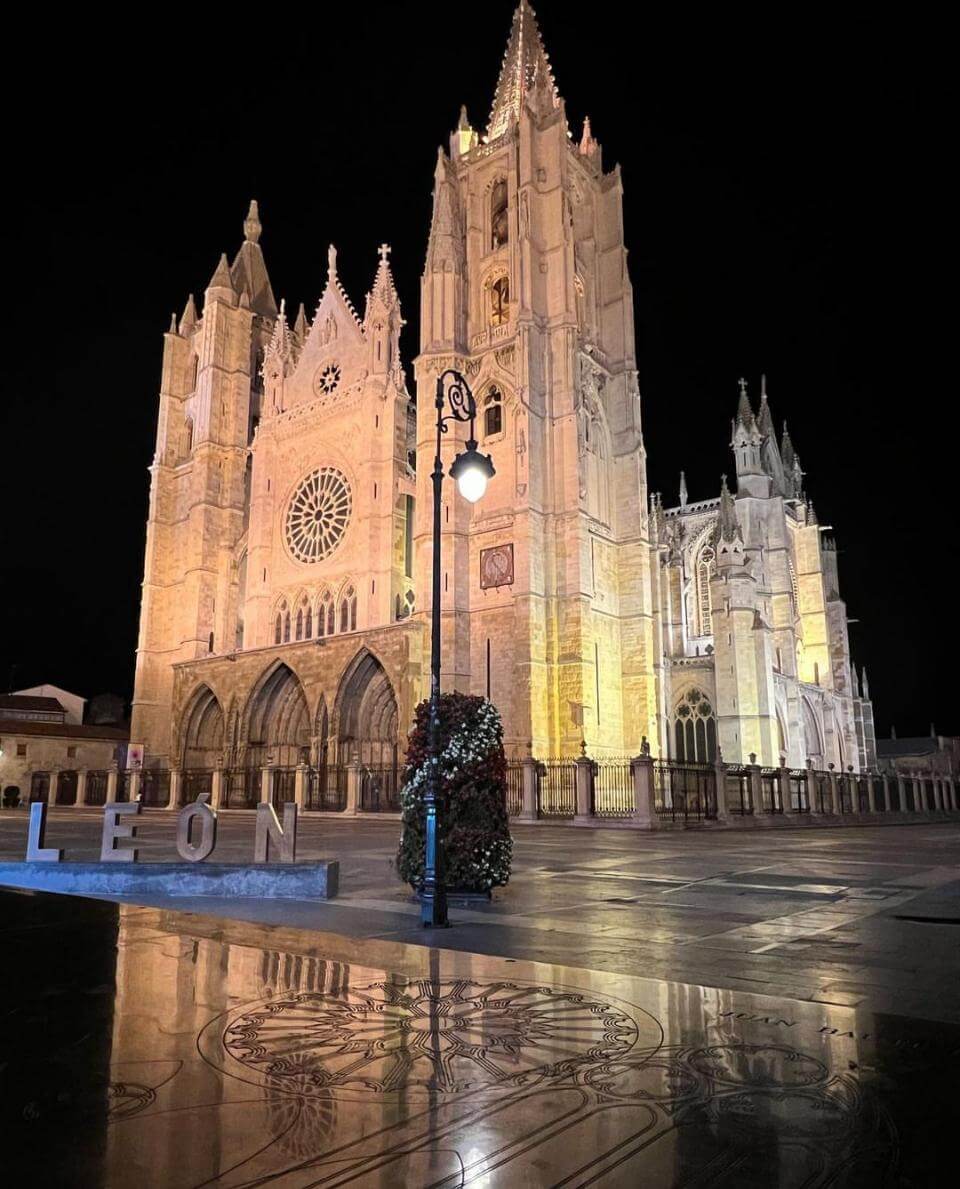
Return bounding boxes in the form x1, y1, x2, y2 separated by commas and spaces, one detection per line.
360, 763, 401, 812
537, 760, 576, 818
759, 768, 784, 814
724, 766, 752, 814
592, 759, 635, 818
222, 768, 258, 809
654, 761, 717, 822
56, 770, 78, 806
182, 768, 214, 805
787, 769, 810, 813
140, 769, 170, 807
505, 762, 524, 817
86, 770, 108, 806
307, 764, 347, 812
272, 767, 297, 812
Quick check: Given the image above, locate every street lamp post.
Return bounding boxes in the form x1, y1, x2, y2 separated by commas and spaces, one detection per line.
420, 368, 495, 927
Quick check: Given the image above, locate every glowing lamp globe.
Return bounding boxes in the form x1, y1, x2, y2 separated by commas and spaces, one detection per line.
450, 443, 495, 504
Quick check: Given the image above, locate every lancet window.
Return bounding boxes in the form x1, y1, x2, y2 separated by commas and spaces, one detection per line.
484, 386, 504, 438
673, 689, 717, 763
695, 545, 715, 636
339, 585, 357, 634
490, 275, 509, 327
491, 178, 509, 249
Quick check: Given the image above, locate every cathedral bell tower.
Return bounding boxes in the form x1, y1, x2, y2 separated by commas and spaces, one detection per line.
415, 2, 658, 756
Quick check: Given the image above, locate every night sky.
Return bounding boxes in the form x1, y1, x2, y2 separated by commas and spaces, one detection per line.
2, 4, 947, 737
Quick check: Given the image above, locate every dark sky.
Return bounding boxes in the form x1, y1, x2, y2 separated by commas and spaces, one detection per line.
1, 3, 948, 737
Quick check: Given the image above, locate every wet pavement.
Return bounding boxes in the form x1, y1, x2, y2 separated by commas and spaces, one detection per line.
2, 812, 959, 1024
2, 886, 957, 1186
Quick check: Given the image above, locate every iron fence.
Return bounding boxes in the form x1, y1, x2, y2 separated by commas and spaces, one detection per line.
272, 767, 297, 812
307, 764, 347, 811
86, 770, 108, 806
56, 770, 78, 806
505, 762, 524, 817
29, 772, 50, 803
223, 768, 258, 809
537, 760, 576, 818
725, 766, 752, 814
140, 768, 170, 807
182, 768, 214, 805
592, 759, 635, 818
360, 762, 401, 812
654, 761, 716, 822
759, 768, 784, 813
115, 769, 133, 803
787, 769, 809, 813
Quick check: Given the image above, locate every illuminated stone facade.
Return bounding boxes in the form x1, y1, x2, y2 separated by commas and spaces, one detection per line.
131, 2, 874, 771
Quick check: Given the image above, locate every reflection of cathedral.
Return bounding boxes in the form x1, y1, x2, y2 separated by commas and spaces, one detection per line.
131, 2, 874, 771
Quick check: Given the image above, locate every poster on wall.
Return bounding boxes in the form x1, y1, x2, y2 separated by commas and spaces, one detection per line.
126, 744, 145, 770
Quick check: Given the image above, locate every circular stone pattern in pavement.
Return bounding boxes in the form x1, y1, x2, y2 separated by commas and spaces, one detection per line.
220, 978, 643, 1097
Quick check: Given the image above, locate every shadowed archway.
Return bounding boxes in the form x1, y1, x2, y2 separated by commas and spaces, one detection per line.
334, 650, 398, 767
180, 684, 224, 770
243, 662, 311, 768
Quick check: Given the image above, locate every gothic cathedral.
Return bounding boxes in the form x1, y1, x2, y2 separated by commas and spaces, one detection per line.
131, 2, 875, 777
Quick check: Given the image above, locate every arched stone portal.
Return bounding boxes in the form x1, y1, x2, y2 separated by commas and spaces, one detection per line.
181, 685, 224, 769
335, 650, 399, 766
243, 662, 311, 769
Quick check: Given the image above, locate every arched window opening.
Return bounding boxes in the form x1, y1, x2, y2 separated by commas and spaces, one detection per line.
283, 611, 291, 643
674, 689, 717, 762
274, 614, 282, 645
695, 546, 715, 636
484, 386, 503, 437
295, 608, 303, 641
340, 585, 357, 633
490, 275, 509, 327
327, 598, 335, 636
491, 179, 509, 249
305, 605, 313, 638
317, 591, 331, 638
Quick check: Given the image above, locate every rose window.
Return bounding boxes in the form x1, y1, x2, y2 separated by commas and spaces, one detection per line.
314, 362, 341, 397
284, 468, 352, 563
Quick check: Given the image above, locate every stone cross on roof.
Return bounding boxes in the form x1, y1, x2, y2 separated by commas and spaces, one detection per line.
378, 243, 391, 263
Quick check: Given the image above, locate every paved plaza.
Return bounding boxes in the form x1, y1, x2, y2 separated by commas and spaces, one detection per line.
2, 811, 959, 1027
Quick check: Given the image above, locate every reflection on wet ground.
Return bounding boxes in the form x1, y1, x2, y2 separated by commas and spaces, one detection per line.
1, 889, 955, 1186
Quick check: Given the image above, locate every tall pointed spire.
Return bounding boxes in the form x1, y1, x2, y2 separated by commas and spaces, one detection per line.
780, 421, 795, 469
179, 294, 197, 336
243, 199, 262, 244
579, 115, 598, 157
230, 200, 277, 317
265, 297, 292, 365
370, 242, 399, 306
717, 474, 742, 544
757, 392, 774, 438
206, 252, 236, 298
679, 470, 688, 508
735, 376, 754, 429
293, 302, 308, 343
486, 2, 560, 141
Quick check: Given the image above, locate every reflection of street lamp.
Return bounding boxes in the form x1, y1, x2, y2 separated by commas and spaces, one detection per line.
421, 369, 495, 928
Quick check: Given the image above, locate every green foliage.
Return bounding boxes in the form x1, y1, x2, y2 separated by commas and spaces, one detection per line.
396, 692, 513, 893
